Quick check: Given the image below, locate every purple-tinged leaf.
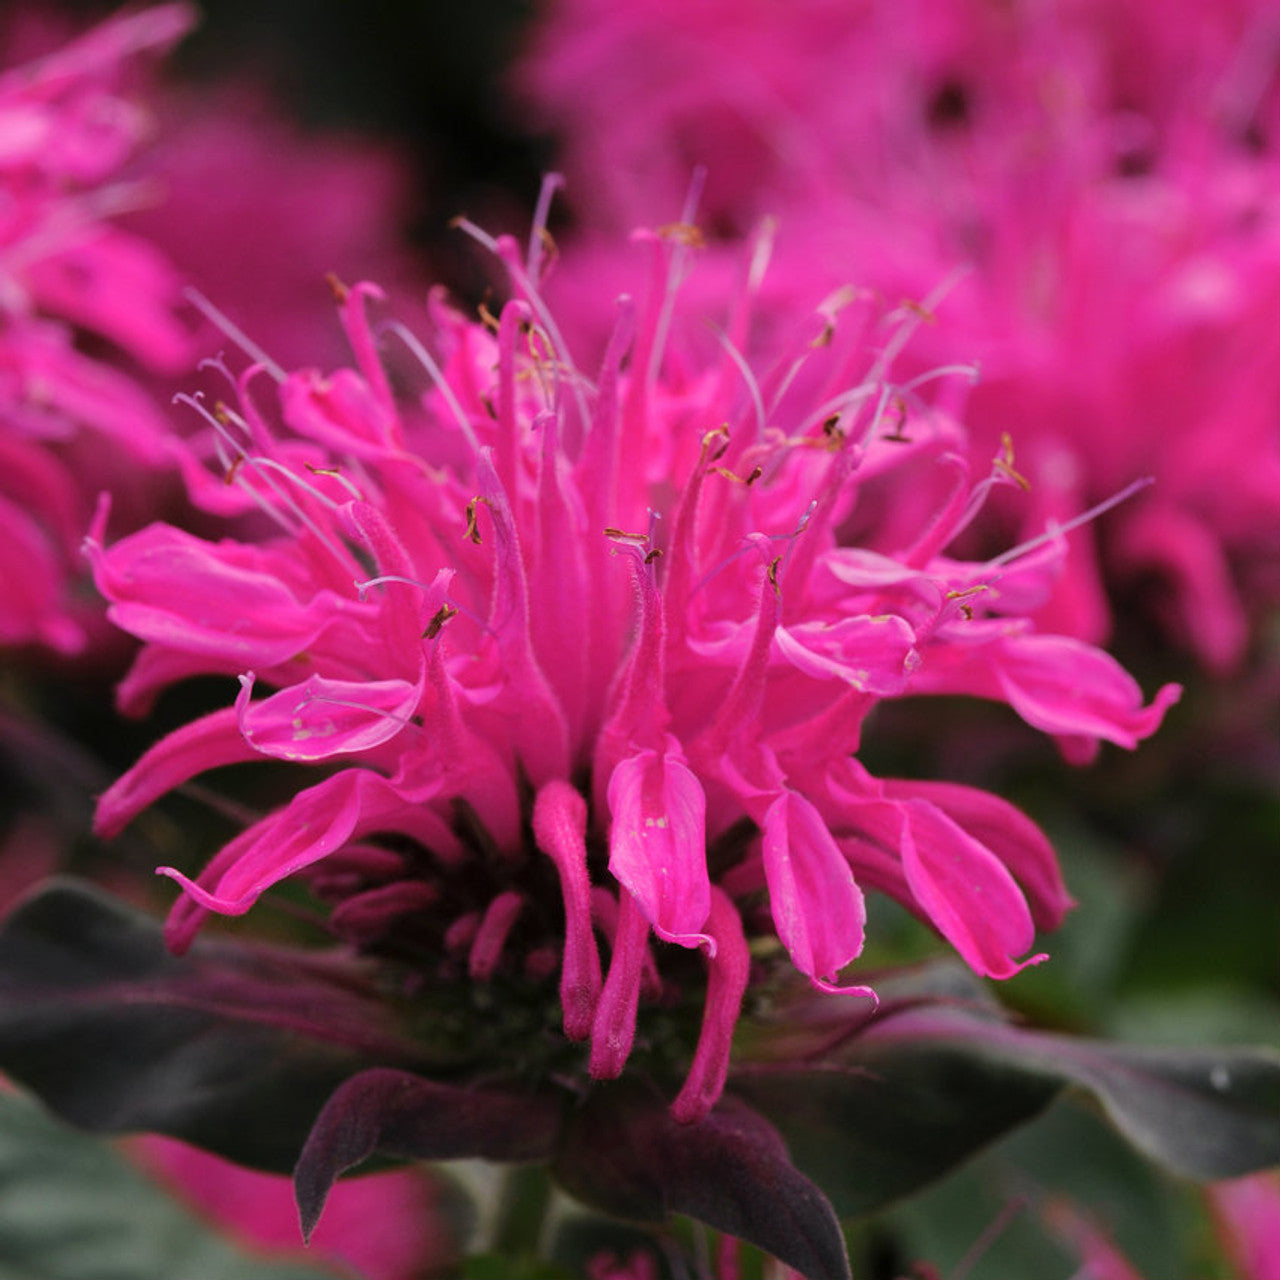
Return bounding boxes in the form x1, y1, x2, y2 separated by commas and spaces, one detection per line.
731, 957, 1280, 1216
0, 879, 414, 1172
553, 1080, 850, 1280
864, 1006, 1280, 1180
295, 1067, 562, 1238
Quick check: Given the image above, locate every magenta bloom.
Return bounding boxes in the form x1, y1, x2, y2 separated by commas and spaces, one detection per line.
130, 1135, 450, 1280
0, 4, 195, 655
0, 4, 428, 661
120, 82, 427, 371
92, 217, 1176, 1119
516, 0, 1280, 672
1209, 1171, 1280, 1280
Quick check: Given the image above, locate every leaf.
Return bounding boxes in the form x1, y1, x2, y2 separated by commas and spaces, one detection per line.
553, 1080, 851, 1280
0, 1090, 339, 1280
733, 959, 1280, 1220
295, 1067, 562, 1239
730, 1049, 1059, 1219
0, 879, 412, 1172
855, 1005, 1280, 1180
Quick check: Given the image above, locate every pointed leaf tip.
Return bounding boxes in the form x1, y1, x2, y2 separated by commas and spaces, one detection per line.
295, 1068, 561, 1239
554, 1081, 850, 1280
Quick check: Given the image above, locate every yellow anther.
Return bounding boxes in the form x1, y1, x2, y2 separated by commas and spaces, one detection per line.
994, 433, 1031, 490
901, 298, 937, 324
656, 222, 707, 249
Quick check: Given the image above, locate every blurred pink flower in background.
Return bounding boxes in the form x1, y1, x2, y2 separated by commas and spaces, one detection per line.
1209, 1170, 1280, 1280
1044, 1170, 1280, 1280
515, 0, 1280, 672
131, 1134, 451, 1280
0, 4, 194, 656
0, 3, 426, 663
121, 83, 426, 371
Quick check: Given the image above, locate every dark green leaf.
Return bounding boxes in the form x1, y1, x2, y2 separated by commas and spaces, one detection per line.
851, 1005, 1280, 1180
731, 1050, 1059, 1219
295, 1067, 562, 1238
0, 879, 412, 1172
553, 1081, 850, 1280
0, 1091, 339, 1279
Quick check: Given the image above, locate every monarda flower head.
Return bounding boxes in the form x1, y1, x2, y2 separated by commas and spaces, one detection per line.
90, 195, 1178, 1121
0, 3, 195, 654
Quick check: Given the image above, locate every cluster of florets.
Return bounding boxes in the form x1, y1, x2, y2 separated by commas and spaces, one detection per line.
0, 3, 424, 658
91, 214, 1178, 1119
518, 0, 1280, 672
0, 4, 194, 653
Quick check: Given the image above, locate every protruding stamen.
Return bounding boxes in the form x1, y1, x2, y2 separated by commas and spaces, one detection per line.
527, 172, 565, 283
984, 476, 1155, 572
183, 287, 286, 383
378, 320, 484, 457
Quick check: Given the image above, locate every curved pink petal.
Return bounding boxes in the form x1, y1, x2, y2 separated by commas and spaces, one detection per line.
672, 886, 750, 1124
985, 632, 1182, 754
607, 744, 711, 949
533, 779, 603, 1040
897, 799, 1045, 980
158, 768, 460, 920
87, 524, 352, 665
882, 778, 1074, 932
774, 614, 915, 694
761, 790, 867, 988
95, 706, 257, 837
235, 670, 422, 762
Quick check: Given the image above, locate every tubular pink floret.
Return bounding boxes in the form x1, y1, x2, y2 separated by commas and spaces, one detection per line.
589, 890, 651, 1079
468, 891, 525, 980
94, 706, 257, 837
672, 887, 750, 1124
533, 780, 603, 1041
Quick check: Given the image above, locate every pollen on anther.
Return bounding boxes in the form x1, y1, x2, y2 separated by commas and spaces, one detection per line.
423, 603, 458, 639
883, 396, 912, 443
325, 272, 350, 304
464, 498, 483, 545
657, 221, 706, 248
995, 433, 1031, 490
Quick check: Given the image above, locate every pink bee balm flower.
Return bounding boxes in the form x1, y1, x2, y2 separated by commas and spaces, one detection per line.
91, 204, 1177, 1120
0, 4, 427, 661
119, 82, 428, 370
130, 1134, 452, 1280
0, 4, 195, 655
1208, 1171, 1280, 1280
